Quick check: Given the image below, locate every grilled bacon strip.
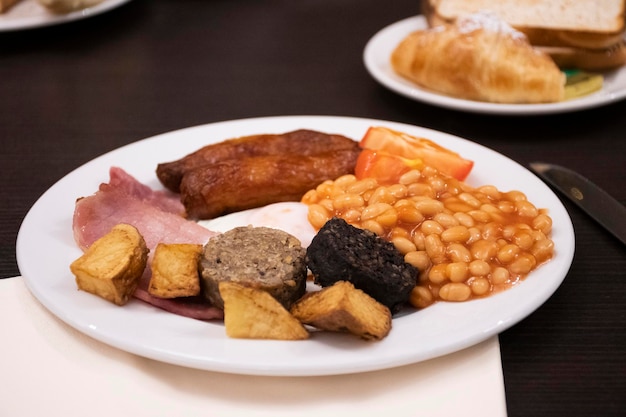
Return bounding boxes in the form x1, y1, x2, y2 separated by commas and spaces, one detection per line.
180, 148, 361, 220
156, 129, 359, 193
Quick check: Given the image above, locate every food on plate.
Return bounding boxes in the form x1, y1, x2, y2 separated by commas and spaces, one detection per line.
148, 243, 203, 298
72, 167, 215, 252
200, 226, 307, 310
219, 281, 309, 340
70, 224, 149, 306
357, 127, 474, 182
563, 70, 605, 99
156, 129, 360, 193
302, 161, 555, 308
180, 149, 361, 219
291, 281, 392, 341
391, 12, 565, 103
422, 0, 626, 70
37, 0, 104, 13
305, 217, 418, 314
0, 0, 21, 13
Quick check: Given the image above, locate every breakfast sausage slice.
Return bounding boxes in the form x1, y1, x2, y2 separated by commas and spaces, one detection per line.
179, 148, 361, 220
156, 130, 358, 193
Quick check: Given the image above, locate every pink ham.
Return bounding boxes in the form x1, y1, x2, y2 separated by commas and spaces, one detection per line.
72, 167, 220, 320
73, 167, 216, 251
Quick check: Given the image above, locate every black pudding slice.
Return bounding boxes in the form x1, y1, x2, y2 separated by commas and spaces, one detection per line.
306, 217, 419, 314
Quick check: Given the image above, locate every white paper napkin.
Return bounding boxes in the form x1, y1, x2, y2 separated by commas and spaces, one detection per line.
0, 277, 507, 417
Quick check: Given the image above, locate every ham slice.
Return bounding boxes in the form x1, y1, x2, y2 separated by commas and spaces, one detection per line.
72, 167, 220, 320
73, 167, 216, 251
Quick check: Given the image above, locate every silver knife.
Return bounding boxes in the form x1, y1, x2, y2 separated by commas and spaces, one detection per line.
529, 162, 626, 245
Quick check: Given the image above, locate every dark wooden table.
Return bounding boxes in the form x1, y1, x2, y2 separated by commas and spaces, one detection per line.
2, 1, 625, 416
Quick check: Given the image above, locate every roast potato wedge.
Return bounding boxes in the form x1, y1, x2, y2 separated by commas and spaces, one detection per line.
290, 281, 392, 340
70, 223, 148, 306
219, 281, 309, 340
149, 243, 203, 298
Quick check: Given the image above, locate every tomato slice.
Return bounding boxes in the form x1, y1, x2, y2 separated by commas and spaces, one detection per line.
359, 127, 474, 181
355, 149, 423, 185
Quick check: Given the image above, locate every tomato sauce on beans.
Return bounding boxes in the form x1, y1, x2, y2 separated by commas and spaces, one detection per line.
301, 166, 554, 308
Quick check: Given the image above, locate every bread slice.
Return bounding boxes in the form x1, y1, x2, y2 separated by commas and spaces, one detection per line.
0, 0, 22, 13
423, 0, 625, 49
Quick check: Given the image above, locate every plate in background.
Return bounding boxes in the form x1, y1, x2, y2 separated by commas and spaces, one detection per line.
364, 16, 626, 115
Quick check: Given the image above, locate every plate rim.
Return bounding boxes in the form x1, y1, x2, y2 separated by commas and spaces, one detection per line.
16, 115, 576, 376
0, 0, 133, 32
363, 15, 626, 115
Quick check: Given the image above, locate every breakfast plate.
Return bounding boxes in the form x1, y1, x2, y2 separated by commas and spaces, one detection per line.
16, 116, 575, 376
0, 0, 132, 32
364, 16, 626, 115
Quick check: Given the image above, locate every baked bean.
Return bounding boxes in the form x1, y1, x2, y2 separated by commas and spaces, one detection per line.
447, 262, 469, 282
376, 208, 398, 228
512, 230, 534, 250
439, 283, 472, 301
425, 234, 446, 261
477, 185, 501, 200
453, 212, 475, 227
405, 250, 431, 271
389, 226, 410, 240
412, 232, 426, 251
447, 243, 472, 263
509, 254, 536, 275
333, 174, 357, 188
459, 192, 482, 208
469, 259, 491, 276
361, 202, 392, 221
399, 170, 422, 185
532, 238, 554, 263
413, 198, 445, 216
470, 239, 498, 261
397, 205, 425, 224
332, 194, 364, 211
410, 285, 433, 309
434, 213, 459, 228
369, 187, 396, 205
428, 264, 448, 284
307, 204, 330, 229
421, 220, 444, 235
468, 209, 491, 223
498, 244, 520, 263
302, 164, 554, 308
533, 214, 553, 235
470, 278, 491, 296
516, 200, 539, 217
407, 183, 436, 198
392, 236, 417, 255
346, 178, 378, 195
441, 225, 470, 243
387, 184, 408, 199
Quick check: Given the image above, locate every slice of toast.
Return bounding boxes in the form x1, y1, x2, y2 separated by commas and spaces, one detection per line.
423, 0, 625, 48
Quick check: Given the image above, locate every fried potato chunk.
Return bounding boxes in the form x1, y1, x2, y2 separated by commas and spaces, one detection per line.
70, 223, 148, 306
219, 281, 309, 340
290, 281, 392, 340
149, 243, 202, 298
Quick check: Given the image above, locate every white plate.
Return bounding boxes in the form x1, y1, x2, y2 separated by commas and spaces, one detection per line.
0, 0, 131, 32
16, 115, 575, 376
364, 16, 626, 115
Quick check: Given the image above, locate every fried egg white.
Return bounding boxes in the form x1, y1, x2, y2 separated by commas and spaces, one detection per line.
198, 202, 317, 247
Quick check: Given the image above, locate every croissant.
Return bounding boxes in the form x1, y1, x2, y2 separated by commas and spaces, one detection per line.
391, 13, 565, 103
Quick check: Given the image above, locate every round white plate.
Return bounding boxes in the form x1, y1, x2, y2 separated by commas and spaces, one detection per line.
364, 16, 626, 115
0, 0, 132, 32
16, 116, 575, 376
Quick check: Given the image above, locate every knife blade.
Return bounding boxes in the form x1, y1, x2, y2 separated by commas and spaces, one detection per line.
529, 162, 626, 245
